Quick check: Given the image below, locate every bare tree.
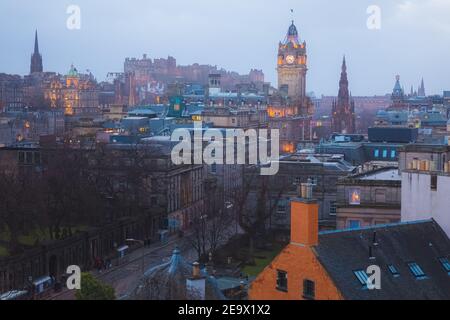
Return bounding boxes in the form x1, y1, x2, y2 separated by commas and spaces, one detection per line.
230, 165, 290, 265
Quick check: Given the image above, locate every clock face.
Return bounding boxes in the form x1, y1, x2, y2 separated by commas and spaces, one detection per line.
286, 55, 295, 64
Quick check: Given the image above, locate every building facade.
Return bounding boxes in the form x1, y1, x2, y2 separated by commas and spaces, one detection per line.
401, 155, 450, 238
44, 65, 99, 116
336, 167, 401, 230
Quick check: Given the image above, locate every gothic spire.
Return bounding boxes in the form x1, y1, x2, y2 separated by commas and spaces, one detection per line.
30, 29, 43, 74
34, 29, 39, 54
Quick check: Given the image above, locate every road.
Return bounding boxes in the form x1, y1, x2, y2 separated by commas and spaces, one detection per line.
49, 225, 241, 300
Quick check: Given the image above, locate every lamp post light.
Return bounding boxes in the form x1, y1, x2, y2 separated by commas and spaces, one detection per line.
225, 201, 236, 234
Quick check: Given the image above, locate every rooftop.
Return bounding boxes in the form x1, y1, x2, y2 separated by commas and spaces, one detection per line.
356, 167, 401, 181
316, 219, 450, 300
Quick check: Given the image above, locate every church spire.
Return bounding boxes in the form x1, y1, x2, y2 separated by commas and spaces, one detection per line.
418, 78, 426, 96
30, 29, 43, 74
34, 30, 39, 54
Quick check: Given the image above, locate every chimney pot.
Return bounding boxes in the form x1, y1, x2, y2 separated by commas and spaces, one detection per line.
192, 262, 200, 278
300, 180, 314, 199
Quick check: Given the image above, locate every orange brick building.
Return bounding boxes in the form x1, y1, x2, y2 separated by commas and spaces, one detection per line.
249, 183, 450, 300
249, 186, 343, 300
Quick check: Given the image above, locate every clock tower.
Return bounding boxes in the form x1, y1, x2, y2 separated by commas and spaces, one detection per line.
277, 21, 307, 99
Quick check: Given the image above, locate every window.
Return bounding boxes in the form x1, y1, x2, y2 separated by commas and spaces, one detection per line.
388, 265, 400, 277
391, 150, 396, 158
349, 220, 361, 229
407, 262, 427, 279
431, 175, 437, 191
276, 270, 288, 292
375, 189, 386, 203
18, 151, 25, 164
438, 257, 450, 275
276, 200, 287, 214
303, 279, 315, 300
329, 201, 337, 216
349, 189, 361, 205
374, 149, 380, 158
353, 270, 369, 287
308, 176, 318, 185
25, 152, 33, 165
382, 149, 388, 158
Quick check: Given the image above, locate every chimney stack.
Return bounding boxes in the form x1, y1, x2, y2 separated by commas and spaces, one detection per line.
290, 179, 319, 247
186, 262, 206, 300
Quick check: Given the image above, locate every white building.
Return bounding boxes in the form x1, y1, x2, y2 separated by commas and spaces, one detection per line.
401, 165, 450, 238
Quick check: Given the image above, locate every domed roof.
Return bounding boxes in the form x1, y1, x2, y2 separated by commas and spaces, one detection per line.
392, 75, 404, 97
67, 64, 79, 77
287, 20, 298, 37
283, 20, 301, 46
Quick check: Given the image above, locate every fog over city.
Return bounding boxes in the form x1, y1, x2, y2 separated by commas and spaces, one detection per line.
0, 0, 449, 95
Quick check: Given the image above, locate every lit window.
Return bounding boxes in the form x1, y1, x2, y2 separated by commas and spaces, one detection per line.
349, 220, 361, 229
353, 270, 369, 287
349, 189, 361, 205
388, 265, 400, 277
391, 150, 396, 158
276, 270, 288, 292
303, 279, 315, 300
407, 262, 427, 279
374, 149, 380, 158
382, 149, 388, 158
438, 257, 450, 275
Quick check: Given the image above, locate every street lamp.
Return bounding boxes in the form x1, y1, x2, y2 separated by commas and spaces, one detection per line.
126, 239, 145, 273
225, 201, 236, 234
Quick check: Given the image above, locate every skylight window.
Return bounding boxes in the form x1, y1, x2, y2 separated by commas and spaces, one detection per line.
353, 270, 369, 287
438, 257, 450, 275
388, 264, 400, 277
407, 262, 427, 279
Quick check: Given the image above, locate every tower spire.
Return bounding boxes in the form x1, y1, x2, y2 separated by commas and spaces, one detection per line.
332, 56, 355, 134
418, 78, 426, 96
30, 29, 43, 74
34, 29, 39, 54
342, 55, 347, 73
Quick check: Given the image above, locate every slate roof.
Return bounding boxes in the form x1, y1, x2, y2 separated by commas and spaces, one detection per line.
128, 248, 225, 300
315, 220, 450, 300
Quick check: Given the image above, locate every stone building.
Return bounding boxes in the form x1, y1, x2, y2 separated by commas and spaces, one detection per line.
335, 167, 401, 230
44, 65, 99, 116
245, 151, 355, 231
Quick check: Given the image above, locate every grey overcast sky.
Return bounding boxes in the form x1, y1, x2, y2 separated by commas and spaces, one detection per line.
0, 0, 449, 96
